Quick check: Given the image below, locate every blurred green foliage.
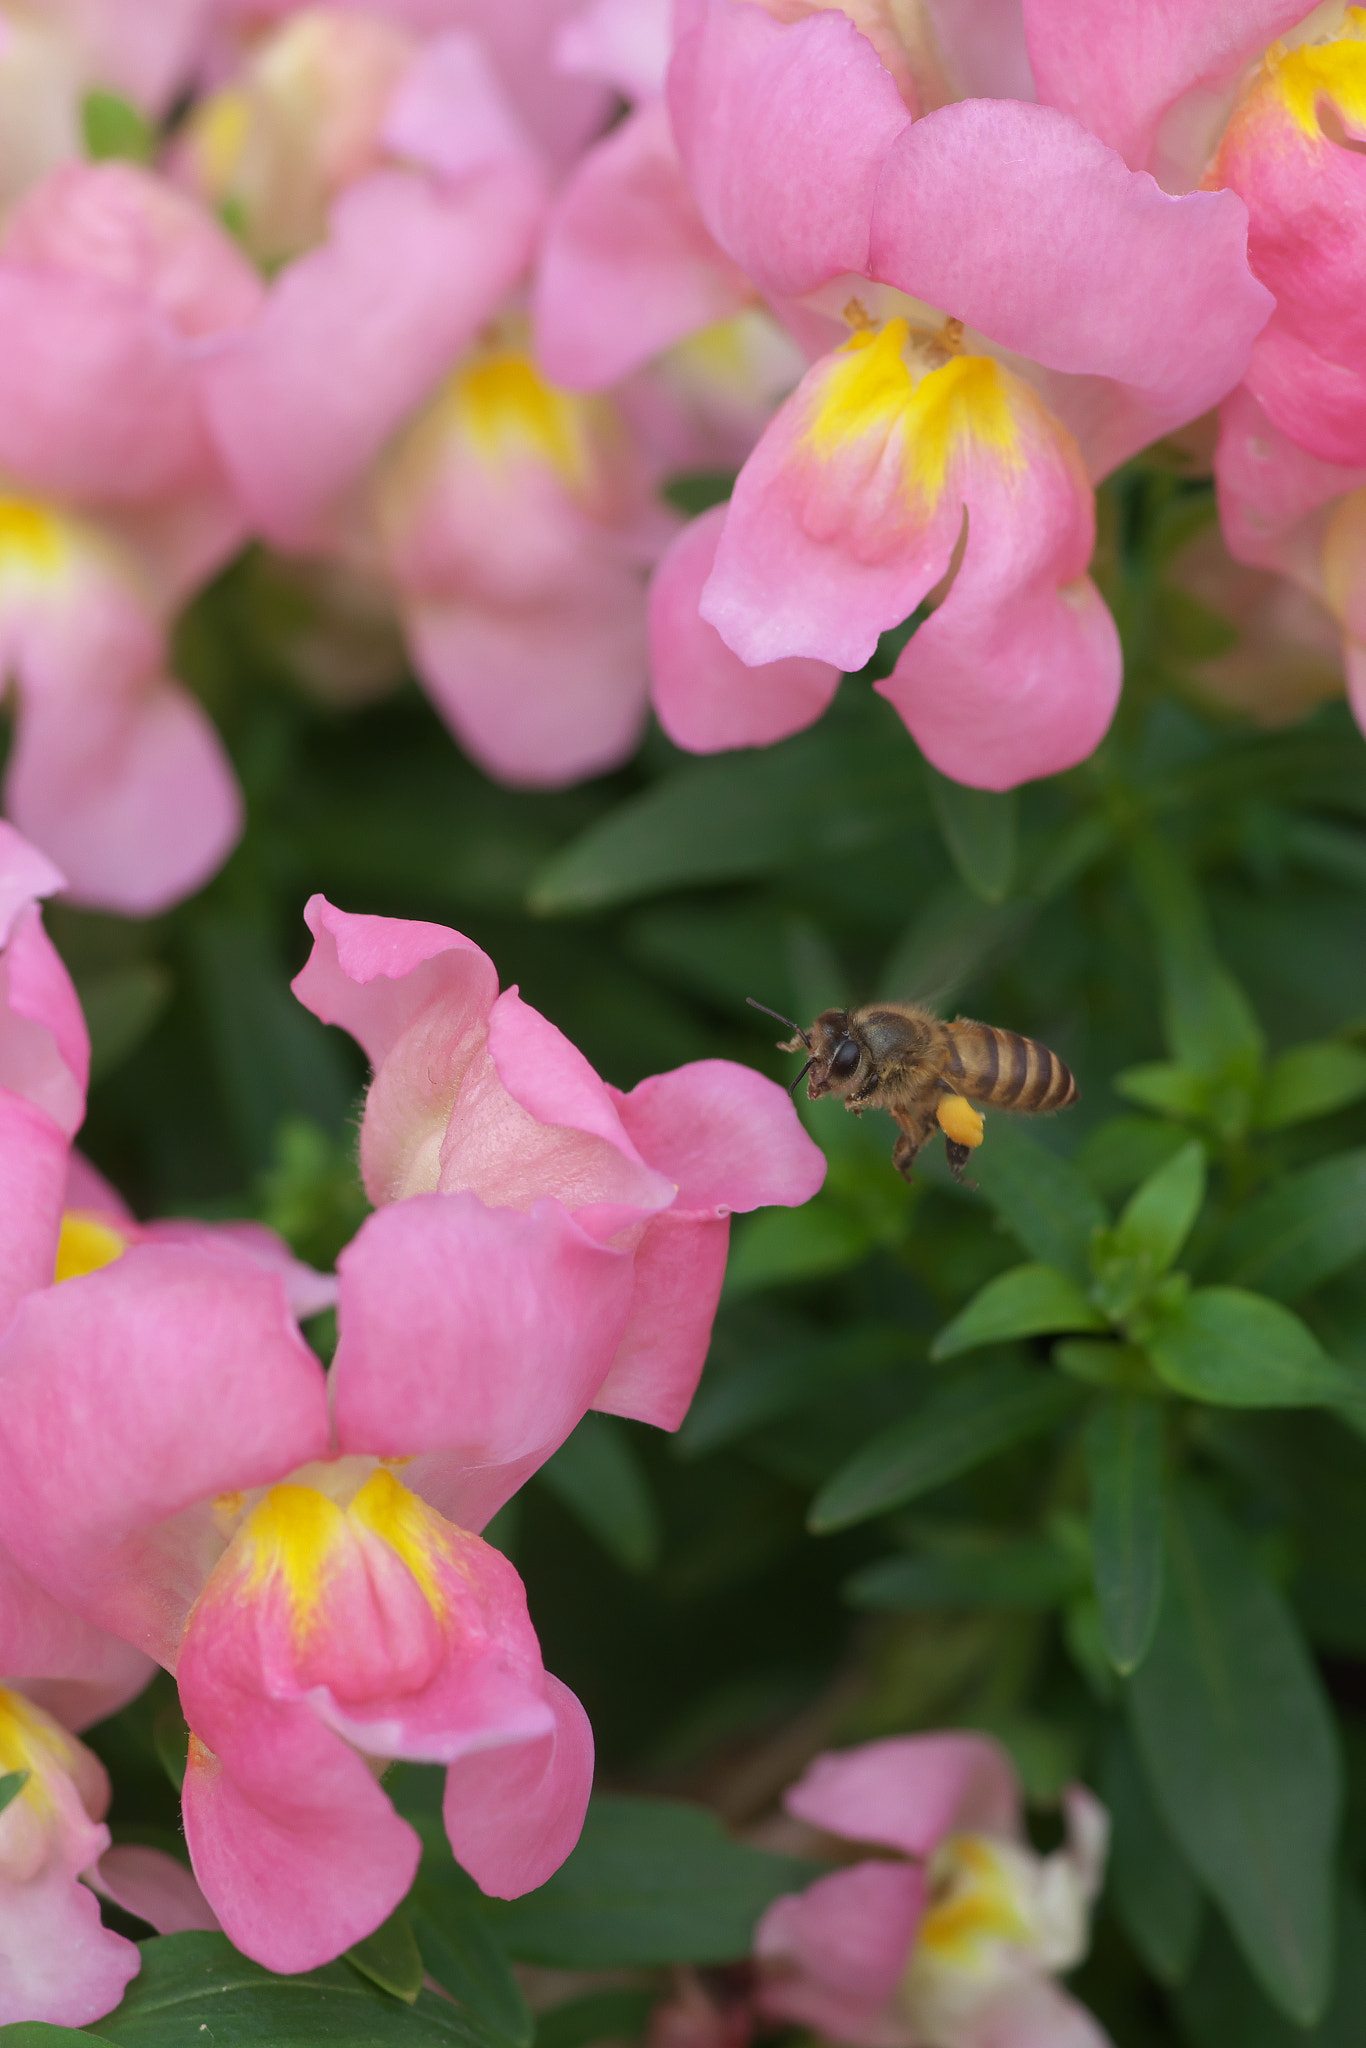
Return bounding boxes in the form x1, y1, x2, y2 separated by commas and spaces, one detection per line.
49, 463, 1366, 2044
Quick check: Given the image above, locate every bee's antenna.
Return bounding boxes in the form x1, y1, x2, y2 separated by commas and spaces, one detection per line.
790, 1058, 814, 1096
746, 996, 812, 1049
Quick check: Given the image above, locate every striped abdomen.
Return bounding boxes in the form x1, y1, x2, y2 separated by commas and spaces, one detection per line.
946, 1020, 1078, 1112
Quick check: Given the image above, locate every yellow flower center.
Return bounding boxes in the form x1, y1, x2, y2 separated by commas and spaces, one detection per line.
1263, 11, 1366, 138
912, 1832, 1034, 1971
0, 495, 62, 577
238, 1466, 451, 1643
53, 1212, 128, 1285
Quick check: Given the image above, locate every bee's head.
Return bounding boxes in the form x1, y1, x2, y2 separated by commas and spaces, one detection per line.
805, 1009, 866, 1099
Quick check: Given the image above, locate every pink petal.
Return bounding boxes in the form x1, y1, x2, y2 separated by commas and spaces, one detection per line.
755, 1860, 926, 2043
784, 1733, 1022, 1856
649, 506, 842, 752
441, 1673, 594, 1897
94, 1844, 220, 1935
0, 1749, 138, 2027
0, 1095, 67, 1332
964, 1977, 1114, 2048
0, 899, 87, 1135
932, 0, 1037, 103
203, 164, 545, 547
0, 1545, 153, 1725
0, 1245, 331, 1665
615, 1058, 828, 1211
3, 161, 264, 340
667, 0, 911, 300
880, 574, 1122, 790
557, 0, 673, 101
332, 1194, 635, 1530
868, 99, 1273, 467
291, 894, 499, 1073
534, 99, 753, 392
1214, 382, 1365, 584
138, 1219, 338, 1321
1213, 56, 1366, 468
591, 1208, 730, 1432
61, 0, 218, 114
7, 673, 243, 916
1022, 0, 1306, 175
63, 1149, 132, 1220
181, 1705, 420, 1972
381, 29, 541, 183
404, 574, 651, 788
435, 0, 614, 172
0, 820, 64, 942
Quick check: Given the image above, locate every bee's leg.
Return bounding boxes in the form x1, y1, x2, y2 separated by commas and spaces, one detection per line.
892, 1129, 921, 1181
847, 1072, 882, 1105
944, 1138, 978, 1191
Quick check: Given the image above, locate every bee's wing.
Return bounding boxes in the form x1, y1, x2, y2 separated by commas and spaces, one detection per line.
877, 891, 1033, 1011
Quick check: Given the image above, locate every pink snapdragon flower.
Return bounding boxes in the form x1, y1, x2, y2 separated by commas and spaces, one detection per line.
0, 819, 334, 1333
615, 0, 1271, 784
293, 897, 826, 1450
0, 1238, 597, 1972
756, 1733, 1110, 2048
0, 158, 261, 912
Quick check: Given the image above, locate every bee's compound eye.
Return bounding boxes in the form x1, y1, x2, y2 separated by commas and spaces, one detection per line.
830, 1037, 861, 1080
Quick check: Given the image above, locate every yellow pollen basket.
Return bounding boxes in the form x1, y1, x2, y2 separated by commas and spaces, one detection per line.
451, 349, 599, 488
0, 496, 63, 576
937, 1094, 985, 1149
1267, 13, 1366, 137
805, 321, 1020, 508
240, 1468, 452, 1641
54, 1212, 129, 1285
916, 1833, 1033, 1967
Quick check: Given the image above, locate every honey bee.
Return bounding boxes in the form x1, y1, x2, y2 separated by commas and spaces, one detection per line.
749, 998, 1078, 1182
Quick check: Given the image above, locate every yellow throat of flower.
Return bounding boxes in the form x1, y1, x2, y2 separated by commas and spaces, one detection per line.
54, 1212, 129, 1285
239, 1466, 452, 1642
1264, 11, 1366, 137
914, 1832, 1034, 1968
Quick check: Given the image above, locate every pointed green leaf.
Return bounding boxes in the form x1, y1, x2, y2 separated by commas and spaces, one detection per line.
1113, 1140, 1206, 1276
1115, 1062, 1210, 1120
1146, 1287, 1352, 1407
845, 1541, 1082, 1610
1085, 1395, 1165, 1673
1175, 1881, 1366, 2048
81, 89, 153, 163
482, 1797, 817, 1968
88, 1932, 479, 2044
1128, 1486, 1341, 2025
410, 1903, 532, 2048
1204, 1151, 1366, 1302
1129, 837, 1264, 1082
925, 765, 1017, 903
536, 1413, 659, 1574
970, 1124, 1106, 1285
0, 2028, 115, 2044
1255, 1040, 1366, 1130
346, 1906, 424, 2003
809, 1362, 1084, 1532
931, 1263, 1106, 1360
1101, 1722, 1203, 1987
0, 1772, 27, 1818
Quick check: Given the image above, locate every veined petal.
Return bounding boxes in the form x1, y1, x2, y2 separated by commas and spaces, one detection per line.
1022, 0, 1306, 174
649, 505, 843, 752
0, 1687, 139, 2027
702, 324, 1070, 673
533, 98, 754, 392
1212, 20, 1366, 466
291, 895, 499, 1074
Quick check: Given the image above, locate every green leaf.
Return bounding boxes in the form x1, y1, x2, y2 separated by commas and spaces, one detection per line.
1054, 1338, 1159, 1391
1101, 1721, 1203, 1988
537, 1413, 659, 1574
1254, 1040, 1366, 1130
931, 1263, 1106, 1360
77, 962, 173, 1081
528, 726, 917, 913
81, 90, 153, 163
0, 1771, 27, 1818
722, 1200, 876, 1296
1112, 1140, 1206, 1276
345, 1906, 424, 2004
1204, 1151, 1366, 1302
409, 1903, 531, 2048
924, 765, 1017, 903
878, 886, 1032, 1010
809, 1362, 1084, 1533
1146, 1287, 1352, 1407
533, 1993, 658, 2048
0, 2028, 116, 2044
1128, 1485, 1341, 2024
1114, 1062, 1210, 1121
970, 1124, 1107, 1285
1129, 836, 1265, 1082
845, 1540, 1082, 1610
1085, 1395, 1165, 1674
677, 1326, 915, 1457
89, 1932, 480, 2045
483, 1797, 816, 1968
1175, 1881, 1366, 2048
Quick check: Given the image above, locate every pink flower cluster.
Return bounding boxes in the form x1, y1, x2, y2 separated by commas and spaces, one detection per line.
0, 819, 824, 2022
9, 0, 1366, 910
